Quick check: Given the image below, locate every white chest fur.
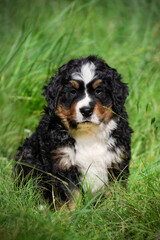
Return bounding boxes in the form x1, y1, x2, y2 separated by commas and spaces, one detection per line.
70, 120, 122, 194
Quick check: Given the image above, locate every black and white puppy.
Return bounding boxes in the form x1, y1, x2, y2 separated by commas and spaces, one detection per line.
14, 55, 132, 207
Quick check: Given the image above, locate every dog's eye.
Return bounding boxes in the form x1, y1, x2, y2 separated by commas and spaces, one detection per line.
95, 88, 102, 95
70, 89, 77, 96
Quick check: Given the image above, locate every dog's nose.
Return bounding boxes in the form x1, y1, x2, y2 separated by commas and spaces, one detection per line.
80, 107, 93, 118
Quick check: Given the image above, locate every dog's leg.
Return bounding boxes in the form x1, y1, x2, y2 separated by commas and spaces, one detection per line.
52, 146, 82, 210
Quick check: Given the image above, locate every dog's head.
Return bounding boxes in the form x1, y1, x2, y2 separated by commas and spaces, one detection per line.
43, 56, 128, 129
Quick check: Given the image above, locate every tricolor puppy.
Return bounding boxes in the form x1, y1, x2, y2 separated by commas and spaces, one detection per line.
14, 56, 132, 208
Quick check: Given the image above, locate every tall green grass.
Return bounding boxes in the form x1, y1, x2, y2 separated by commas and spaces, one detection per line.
0, 0, 160, 239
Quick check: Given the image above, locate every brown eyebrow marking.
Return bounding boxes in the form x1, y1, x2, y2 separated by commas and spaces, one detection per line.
92, 79, 102, 89
69, 80, 80, 89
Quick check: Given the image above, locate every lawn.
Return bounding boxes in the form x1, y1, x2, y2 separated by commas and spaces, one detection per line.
0, 0, 160, 239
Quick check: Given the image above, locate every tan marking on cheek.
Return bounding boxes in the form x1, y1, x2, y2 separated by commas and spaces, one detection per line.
69, 80, 80, 89
55, 103, 77, 129
94, 102, 113, 123
92, 79, 102, 89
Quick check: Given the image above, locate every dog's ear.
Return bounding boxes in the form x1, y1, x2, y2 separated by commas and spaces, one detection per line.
43, 75, 61, 111
43, 63, 68, 111
110, 69, 129, 115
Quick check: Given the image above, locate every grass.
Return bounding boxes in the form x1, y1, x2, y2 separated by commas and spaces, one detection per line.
0, 0, 160, 239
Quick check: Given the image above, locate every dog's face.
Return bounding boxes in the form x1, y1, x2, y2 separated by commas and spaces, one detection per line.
43, 56, 128, 129
55, 63, 114, 128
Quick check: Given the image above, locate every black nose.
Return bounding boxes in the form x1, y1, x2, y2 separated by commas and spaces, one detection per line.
80, 107, 93, 118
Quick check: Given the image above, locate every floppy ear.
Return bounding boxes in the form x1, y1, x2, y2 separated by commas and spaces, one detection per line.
110, 69, 129, 115
43, 63, 68, 111
43, 75, 61, 111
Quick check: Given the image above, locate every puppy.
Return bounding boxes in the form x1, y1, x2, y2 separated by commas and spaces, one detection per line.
14, 55, 132, 208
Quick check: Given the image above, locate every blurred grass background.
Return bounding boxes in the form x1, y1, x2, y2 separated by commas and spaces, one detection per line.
0, 0, 160, 239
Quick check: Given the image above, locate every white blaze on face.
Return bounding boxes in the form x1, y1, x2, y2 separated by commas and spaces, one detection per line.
72, 62, 99, 123
76, 91, 91, 122
71, 62, 96, 85
80, 62, 96, 85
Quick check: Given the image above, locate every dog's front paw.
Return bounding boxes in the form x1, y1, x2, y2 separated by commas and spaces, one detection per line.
52, 147, 75, 171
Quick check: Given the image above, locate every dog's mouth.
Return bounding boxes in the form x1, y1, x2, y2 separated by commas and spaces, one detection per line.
78, 119, 99, 125
79, 118, 93, 124
82, 120, 90, 123
77, 115, 100, 125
